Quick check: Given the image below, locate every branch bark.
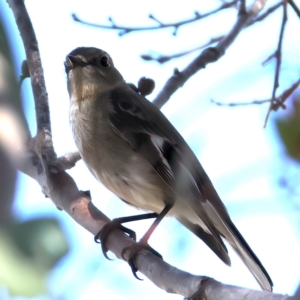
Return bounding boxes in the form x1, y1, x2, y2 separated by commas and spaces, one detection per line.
6, 0, 293, 299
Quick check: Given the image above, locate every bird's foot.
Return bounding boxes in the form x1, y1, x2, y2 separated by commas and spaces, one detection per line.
95, 221, 136, 260
121, 240, 163, 280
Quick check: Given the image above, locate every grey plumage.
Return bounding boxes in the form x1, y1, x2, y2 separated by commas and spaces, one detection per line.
65, 47, 273, 292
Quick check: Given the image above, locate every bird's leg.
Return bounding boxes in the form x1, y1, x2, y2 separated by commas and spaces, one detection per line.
95, 213, 158, 260
122, 203, 174, 279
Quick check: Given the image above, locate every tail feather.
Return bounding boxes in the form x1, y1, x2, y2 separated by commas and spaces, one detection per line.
177, 216, 231, 266
225, 220, 273, 291
203, 201, 273, 292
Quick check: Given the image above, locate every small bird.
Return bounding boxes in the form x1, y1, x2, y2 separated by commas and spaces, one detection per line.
65, 47, 273, 291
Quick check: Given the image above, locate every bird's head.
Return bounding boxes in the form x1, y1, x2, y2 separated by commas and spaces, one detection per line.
65, 47, 124, 102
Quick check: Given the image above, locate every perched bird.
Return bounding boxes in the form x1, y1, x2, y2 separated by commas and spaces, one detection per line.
65, 47, 273, 291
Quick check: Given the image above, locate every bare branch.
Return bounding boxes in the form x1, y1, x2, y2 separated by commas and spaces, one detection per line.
141, 36, 223, 64
142, 1, 283, 64
153, 0, 267, 109
211, 98, 271, 106
274, 78, 300, 109
264, 0, 288, 127
7, 2, 50, 134
288, 0, 300, 18
239, 0, 247, 15
72, 1, 238, 36
7, 0, 57, 169
211, 78, 300, 111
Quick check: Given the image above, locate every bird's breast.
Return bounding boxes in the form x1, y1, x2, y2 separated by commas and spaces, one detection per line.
70, 102, 166, 213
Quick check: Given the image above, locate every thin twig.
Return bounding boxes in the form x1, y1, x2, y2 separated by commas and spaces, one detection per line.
271, 2, 287, 98
153, 0, 267, 109
211, 98, 271, 106
275, 78, 300, 109
141, 36, 223, 64
288, 0, 300, 18
211, 78, 300, 110
142, 1, 283, 64
72, 1, 238, 36
264, 0, 288, 127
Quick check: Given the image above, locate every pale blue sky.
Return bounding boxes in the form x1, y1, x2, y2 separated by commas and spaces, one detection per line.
1, 0, 300, 299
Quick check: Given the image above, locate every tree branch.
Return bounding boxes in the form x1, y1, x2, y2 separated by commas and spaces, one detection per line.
141, 1, 283, 64
141, 36, 224, 64
288, 0, 300, 18
7, 2, 49, 134
264, 0, 288, 127
7, 0, 57, 168
72, 1, 238, 36
211, 98, 271, 107
211, 78, 300, 111
239, 0, 247, 15
153, 0, 267, 109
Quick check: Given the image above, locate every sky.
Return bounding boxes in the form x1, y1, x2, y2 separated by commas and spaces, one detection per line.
1, 0, 300, 299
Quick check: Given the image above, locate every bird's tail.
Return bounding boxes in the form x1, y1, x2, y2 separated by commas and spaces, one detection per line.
201, 201, 273, 292
222, 219, 273, 292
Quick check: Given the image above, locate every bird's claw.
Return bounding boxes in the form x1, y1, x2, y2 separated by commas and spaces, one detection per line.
95, 221, 136, 260
121, 241, 163, 280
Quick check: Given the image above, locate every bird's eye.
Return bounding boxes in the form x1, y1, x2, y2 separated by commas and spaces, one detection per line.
100, 56, 109, 67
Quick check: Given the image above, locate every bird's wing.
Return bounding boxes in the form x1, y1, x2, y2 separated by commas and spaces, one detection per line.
108, 86, 224, 246
108, 86, 272, 291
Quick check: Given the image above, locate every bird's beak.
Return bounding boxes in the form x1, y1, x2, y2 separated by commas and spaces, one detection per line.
65, 55, 86, 73
68, 55, 86, 66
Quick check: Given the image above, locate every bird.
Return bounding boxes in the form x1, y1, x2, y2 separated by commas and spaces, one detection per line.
65, 46, 273, 292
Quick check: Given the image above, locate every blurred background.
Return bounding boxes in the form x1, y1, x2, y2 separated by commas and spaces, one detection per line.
0, 0, 299, 299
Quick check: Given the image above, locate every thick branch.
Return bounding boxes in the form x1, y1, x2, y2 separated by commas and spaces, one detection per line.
153, 0, 266, 109
7, 1, 50, 134
8, 0, 63, 169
